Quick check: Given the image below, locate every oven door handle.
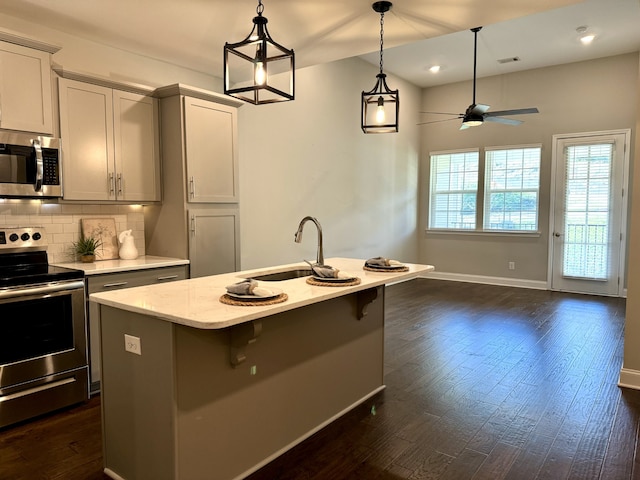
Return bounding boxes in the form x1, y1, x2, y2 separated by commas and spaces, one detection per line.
32, 137, 44, 192
0, 280, 85, 301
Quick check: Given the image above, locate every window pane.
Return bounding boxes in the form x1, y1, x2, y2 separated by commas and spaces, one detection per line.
429, 151, 478, 229
484, 146, 541, 231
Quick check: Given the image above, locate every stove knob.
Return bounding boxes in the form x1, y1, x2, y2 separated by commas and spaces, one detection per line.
9, 233, 19, 242
21, 233, 30, 241
32, 232, 42, 241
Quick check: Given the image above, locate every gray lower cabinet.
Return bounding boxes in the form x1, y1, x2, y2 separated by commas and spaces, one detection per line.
188, 208, 240, 279
86, 265, 187, 392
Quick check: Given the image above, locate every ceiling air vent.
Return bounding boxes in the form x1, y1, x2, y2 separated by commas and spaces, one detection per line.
497, 56, 521, 64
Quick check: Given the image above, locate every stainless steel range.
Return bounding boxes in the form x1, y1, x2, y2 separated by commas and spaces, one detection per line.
0, 226, 88, 429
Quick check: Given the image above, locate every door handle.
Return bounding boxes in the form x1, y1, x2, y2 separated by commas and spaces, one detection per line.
554, 232, 562, 237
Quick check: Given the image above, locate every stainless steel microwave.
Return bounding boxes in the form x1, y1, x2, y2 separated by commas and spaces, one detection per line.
0, 132, 62, 198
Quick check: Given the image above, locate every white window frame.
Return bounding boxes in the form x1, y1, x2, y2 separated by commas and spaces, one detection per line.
483, 144, 542, 232
428, 149, 479, 230
427, 145, 542, 235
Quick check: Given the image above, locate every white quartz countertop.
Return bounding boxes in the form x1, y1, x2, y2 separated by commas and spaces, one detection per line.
52, 255, 189, 275
90, 257, 434, 329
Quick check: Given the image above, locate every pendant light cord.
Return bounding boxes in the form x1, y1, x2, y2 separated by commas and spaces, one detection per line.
256, 0, 264, 16
379, 10, 385, 74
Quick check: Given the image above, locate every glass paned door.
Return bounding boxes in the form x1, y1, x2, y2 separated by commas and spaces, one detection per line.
551, 133, 627, 296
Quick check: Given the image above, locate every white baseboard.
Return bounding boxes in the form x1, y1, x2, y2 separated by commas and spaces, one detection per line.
419, 271, 547, 290
618, 368, 640, 390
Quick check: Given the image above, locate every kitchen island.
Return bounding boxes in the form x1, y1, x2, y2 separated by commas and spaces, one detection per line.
90, 258, 434, 480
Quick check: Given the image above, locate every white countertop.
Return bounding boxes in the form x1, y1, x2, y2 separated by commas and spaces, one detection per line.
90, 257, 434, 330
53, 255, 189, 275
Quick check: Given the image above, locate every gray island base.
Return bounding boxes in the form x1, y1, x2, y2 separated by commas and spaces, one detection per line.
91, 258, 434, 480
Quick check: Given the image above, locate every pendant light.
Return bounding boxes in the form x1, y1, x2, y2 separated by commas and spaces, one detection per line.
224, 0, 295, 105
361, 1, 399, 133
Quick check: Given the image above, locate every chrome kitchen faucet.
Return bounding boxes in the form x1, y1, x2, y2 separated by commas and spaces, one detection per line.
294, 216, 324, 266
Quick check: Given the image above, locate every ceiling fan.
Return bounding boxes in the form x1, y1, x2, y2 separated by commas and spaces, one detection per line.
419, 26, 539, 130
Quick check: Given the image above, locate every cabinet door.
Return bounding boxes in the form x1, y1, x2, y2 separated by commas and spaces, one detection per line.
0, 42, 53, 134
188, 209, 240, 278
59, 78, 115, 200
113, 91, 161, 202
184, 98, 238, 203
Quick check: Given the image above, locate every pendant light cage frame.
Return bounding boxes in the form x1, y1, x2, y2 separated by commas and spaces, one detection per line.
362, 1, 399, 133
224, 0, 295, 105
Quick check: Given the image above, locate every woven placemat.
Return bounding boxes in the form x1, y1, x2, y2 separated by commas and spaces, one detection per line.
363, 265, 409, 273
219, 293, 288, 306
306, 277, 361, 287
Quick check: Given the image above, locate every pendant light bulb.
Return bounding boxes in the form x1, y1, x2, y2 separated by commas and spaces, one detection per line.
375, 97, 386, 123
255, 62, 266, 85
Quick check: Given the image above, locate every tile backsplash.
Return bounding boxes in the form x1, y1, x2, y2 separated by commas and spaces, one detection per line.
0, 200, 145, 263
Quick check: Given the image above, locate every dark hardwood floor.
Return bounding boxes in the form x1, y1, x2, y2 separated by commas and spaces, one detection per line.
1, 279, 637, 479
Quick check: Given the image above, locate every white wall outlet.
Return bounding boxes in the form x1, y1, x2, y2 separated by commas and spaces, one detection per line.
124, 334, 142, 355
508, 261, 516, 270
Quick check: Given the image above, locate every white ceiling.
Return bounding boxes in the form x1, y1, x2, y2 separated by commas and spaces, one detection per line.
1, 0, 639, 88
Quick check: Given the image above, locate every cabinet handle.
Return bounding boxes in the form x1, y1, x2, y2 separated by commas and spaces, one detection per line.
190, 215, 196, 235
102, 281, 128, 288
157, 275, 178, 281
189, 176, 195, 199
117, 173, 123, 196
108, 173, 115, 195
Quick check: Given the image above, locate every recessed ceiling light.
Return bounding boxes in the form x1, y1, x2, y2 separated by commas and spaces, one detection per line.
580, 34, 596, 44
429, 65, 441, 73
576, 25, 596, 45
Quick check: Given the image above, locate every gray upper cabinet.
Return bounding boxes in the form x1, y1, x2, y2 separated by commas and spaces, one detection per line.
0, 41, 54, 135
144, 85, 243, 277
184, 97, 239, 203
58, 77, 160, 202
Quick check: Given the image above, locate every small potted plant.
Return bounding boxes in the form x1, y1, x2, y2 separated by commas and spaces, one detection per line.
73, 235, 102, 263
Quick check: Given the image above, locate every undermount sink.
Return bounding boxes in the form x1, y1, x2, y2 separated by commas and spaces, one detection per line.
249, 268, 313, 282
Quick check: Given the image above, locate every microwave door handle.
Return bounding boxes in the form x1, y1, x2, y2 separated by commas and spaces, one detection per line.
32, 137, 43, 192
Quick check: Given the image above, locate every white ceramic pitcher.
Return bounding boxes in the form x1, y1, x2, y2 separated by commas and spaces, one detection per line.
118, 229, 139, 260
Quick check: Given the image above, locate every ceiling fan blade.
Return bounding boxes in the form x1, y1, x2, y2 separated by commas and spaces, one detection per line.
469, 103, 490, 115
419, 111, 463, 116
486, 107, 539, 117
417, 117, 461, 126
484, 116, 523, 126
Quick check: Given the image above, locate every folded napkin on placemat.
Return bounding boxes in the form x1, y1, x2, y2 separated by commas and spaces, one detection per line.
306, 260, 354, 279
364, 257, 404, 268
226, 279, 275, 297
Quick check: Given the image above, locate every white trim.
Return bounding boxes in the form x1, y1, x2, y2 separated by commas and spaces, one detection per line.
485, 143, 543, 151
429, 147, 479, 156
420, 271, 547, 290
425, 228, 540, 238
104, 468, 126, 480
618, 368, 640, 390
548, 129, 631, 297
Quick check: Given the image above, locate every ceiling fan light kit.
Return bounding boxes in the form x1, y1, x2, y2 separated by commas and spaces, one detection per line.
223, 0, 295, 105
419, 26, 539, 130
362, 1, 399, 134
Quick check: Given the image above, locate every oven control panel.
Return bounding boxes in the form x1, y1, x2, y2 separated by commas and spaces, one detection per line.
0, 227, 47, 251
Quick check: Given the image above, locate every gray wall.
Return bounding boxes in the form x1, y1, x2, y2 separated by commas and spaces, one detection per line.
419, 53, 638, 282
238, 57, 422, 270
